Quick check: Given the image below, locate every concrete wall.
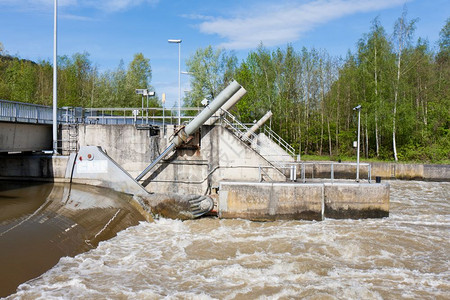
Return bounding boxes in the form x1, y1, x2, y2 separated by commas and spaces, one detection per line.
324, 183, 389, 219
0, 122, 52, 152
2, 123, 448, 184
370, 162, 450, 181
294, 161, 449, 182
140, 125, 286, 194
219, 181, 389, 221
68, 124, 286, 195
219, 182, 323, 221
0, 153, 68, 180
253, 133, 295, 164
77, 124, 161, 174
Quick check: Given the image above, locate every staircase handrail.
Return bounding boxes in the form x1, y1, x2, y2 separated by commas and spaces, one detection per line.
262, 125, 296, 157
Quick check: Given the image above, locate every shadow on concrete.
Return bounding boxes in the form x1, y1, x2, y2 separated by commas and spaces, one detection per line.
141, 150, 178, 187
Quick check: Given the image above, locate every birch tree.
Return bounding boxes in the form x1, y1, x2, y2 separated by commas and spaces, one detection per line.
392, 9, 417, 161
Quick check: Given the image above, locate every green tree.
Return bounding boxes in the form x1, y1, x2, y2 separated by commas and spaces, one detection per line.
357, 18, 394, 158
125, 53, 155, 107
184, 46, 237, 108
392, 8, 418, 161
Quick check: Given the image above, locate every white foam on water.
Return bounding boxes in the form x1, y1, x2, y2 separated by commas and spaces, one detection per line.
6, 181, 450, 299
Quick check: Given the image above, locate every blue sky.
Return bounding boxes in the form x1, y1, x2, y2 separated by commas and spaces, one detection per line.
0, 0, 448, 108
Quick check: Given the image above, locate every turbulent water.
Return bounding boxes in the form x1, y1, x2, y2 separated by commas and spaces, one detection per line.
6, 181, 450, 299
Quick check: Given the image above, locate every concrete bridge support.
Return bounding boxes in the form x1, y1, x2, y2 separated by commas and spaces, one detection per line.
0, 122, 52, 152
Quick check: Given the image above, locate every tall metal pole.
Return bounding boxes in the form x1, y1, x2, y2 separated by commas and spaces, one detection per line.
356, 108, 361, 182
162, 93, 166, 137
168, 39, 182, 126
52, 0, 58, 154
177, 42, 181, 126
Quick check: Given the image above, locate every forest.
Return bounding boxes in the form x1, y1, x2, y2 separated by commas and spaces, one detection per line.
0, 13, 448, 163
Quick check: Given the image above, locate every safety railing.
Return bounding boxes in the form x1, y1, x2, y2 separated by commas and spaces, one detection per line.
259, 161, 372, 183
83, 107, 201, 125
262, 126, 296, 158
220, 109, 258, 144
0, 100, 203, 126
0, 99, 58, 124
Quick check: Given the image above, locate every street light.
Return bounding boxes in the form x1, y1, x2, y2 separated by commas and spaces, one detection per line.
353, 105, 362, 182
52, 0, 58, 154
168, 39, 182, 126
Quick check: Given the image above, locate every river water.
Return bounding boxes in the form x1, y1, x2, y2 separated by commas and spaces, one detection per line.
5, 181, 450, 299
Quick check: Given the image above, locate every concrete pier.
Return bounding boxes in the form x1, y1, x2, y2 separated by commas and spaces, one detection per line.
219, 181, 389, 221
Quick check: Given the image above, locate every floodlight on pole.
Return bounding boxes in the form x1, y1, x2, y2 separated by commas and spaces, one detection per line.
353, 105, 362, 182
135, 89, 155, 124
168, 39, 182, 126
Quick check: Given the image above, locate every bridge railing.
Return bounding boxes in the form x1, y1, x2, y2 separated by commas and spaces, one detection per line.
0, 100, 203, 125
0, 99, 59, 124
82, 107, 201, 125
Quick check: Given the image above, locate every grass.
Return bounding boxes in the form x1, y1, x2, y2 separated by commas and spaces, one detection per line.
299, 154, 450, 165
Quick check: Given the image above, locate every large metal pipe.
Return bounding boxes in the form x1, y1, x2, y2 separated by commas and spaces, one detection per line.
135, 143, 176, 181
184, 81, 241, 136
136, 80, 243, 182
242, 110, 273, 140
205, 87, 247, 125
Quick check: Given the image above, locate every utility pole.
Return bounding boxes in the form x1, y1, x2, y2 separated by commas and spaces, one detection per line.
52, 0, 58, 154
353, 105, 361, 182
168, 39, 182, 126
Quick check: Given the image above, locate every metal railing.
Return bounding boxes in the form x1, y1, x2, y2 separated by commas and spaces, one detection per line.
220, 109, 258, 144
259, 161, 372, 183
0, 99, 58, 124
0, 100, 203, 125
83, 107, 201, 125
263, 126, 296, 158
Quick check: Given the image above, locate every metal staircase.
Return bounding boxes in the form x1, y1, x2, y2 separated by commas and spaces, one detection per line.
220, 109, 259, 147
219, 109, 296, 164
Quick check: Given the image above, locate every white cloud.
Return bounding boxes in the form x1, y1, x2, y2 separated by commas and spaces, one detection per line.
0, 0, 159, 12
196, 0, 411, 49
88, 0, 160, 12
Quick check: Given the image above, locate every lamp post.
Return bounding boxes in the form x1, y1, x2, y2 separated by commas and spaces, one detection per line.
353, 105, 362, 182
168, 39, 182, 126
162, 93, 166, 137
52, 0, 58, 154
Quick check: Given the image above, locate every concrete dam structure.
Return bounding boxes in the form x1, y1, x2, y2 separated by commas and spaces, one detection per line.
0, 80, 392, 296
1, 80, 390, 221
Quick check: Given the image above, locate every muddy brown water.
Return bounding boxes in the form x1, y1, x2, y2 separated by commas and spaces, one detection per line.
2, 180, 449, 299
0, 181, 145, 298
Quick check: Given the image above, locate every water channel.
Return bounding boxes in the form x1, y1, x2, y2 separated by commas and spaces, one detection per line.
1, 180, 449, 299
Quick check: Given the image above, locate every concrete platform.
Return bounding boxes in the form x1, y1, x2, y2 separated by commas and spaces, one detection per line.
218, 181, 389, 221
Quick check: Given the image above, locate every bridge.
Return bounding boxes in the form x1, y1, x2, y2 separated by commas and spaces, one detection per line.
0, 99, 296, 163
0, 99, 193, 153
